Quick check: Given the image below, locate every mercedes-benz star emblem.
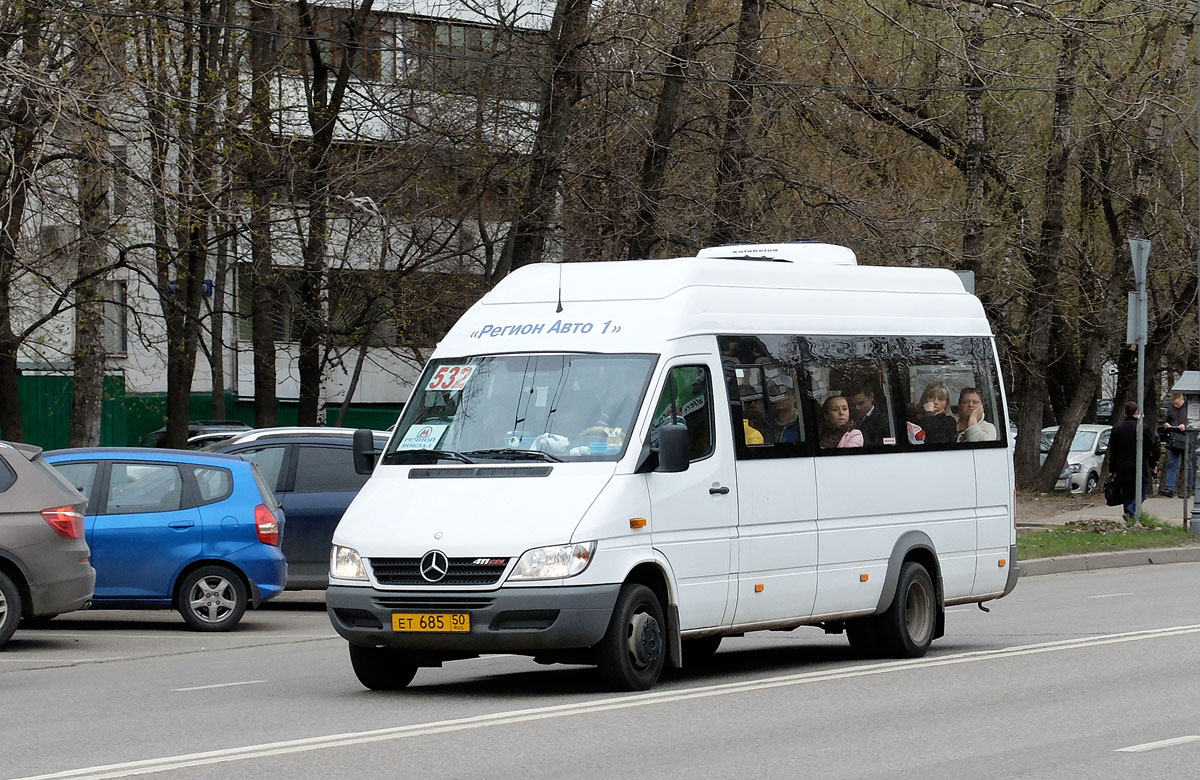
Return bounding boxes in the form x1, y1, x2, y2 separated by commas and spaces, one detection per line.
419, 550, 449, 583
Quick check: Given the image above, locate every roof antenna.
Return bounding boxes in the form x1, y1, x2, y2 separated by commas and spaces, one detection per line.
555, 259, 564, 313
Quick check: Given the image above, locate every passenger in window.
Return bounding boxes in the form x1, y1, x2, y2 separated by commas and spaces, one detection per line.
765, 375, 802, 444
847, 384, 890, 446
955, 387, 997, 442
738, 383, 768, 445
911, 381, 957, 444
819, 394, 863, 449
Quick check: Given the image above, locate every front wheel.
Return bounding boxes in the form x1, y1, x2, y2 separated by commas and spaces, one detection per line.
1085, 473, 1099, 494
349, 644, 419, 691
596, 584, 666, 691
0, 571, 22, 648
877, 561, 937, 658
177, 566, 247, 632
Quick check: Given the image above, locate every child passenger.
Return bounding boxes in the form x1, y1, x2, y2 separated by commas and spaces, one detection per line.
820, 394, 863, 449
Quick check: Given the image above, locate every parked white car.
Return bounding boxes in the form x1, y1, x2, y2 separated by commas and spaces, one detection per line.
1040, 424, 1112, 494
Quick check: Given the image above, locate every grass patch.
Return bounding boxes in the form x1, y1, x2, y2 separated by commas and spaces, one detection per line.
1018, 516, 1200, 559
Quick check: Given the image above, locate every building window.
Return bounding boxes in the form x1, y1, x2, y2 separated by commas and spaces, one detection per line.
103, 280, 128, 356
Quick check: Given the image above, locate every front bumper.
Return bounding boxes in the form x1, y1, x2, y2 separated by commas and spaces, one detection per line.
326, 583, 621, 654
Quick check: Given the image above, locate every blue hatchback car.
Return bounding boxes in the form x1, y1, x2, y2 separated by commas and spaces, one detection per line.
43, 448, 286, 631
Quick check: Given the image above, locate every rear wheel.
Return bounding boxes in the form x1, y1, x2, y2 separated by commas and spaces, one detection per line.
177, 566, 247, 632
596, 584, 666, 691
877, 561, 936, 658
0, 571, 22, 647
349, 644, 419, 690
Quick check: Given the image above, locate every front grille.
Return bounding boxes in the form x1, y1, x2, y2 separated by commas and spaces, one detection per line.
373, 596, 495, 610
370, 557, 509, 586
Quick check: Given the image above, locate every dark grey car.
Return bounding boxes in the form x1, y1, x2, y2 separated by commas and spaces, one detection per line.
0, 441, 95, 646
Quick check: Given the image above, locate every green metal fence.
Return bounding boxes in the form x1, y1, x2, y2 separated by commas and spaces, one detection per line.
7, 373, 403, 449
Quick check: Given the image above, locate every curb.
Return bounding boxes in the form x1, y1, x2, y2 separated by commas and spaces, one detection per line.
1020, 545, 1200, 576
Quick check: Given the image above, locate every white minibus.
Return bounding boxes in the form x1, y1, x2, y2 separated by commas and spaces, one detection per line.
328, 242, 1019, 691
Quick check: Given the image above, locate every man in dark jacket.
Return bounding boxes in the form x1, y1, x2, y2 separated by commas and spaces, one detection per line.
1161, 392, 1192, 497
1109, 401, 1159, 519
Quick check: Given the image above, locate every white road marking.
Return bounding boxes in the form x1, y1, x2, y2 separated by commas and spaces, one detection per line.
13, 622, 1200, 780
172, 680, 266, 692
0, 657, 130, 664
1116, 735, 1200, 752
1089, 593, 1134, 599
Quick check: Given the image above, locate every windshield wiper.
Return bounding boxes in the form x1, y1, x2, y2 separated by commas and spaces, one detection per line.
463, 448, 562, 463
381, 449, 475, 465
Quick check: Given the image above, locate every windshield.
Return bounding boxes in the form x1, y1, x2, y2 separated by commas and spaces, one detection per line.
382, 354, 657, 464
1040, 430, 1097, 454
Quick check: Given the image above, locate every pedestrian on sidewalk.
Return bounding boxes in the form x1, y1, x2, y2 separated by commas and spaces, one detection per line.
1161, 392, 1194, 497
1110, 401, 1159, 520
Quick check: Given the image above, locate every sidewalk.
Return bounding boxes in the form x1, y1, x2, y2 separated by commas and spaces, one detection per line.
1018, 494, 1200, 576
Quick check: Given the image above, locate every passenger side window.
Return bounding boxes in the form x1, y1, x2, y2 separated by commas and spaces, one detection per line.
799, 337, 898, 452
193, 467, 233, 504
720, 335, 810, 458
50, 462, 99, 511
649, 365, 715, 462
106, 463, 183, 514
292, 445, 369, 493
893, 337, 1004, 447
237, 446, 286, 491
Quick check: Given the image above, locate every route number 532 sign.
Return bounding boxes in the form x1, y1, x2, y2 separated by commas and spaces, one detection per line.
426, 365, 474, 392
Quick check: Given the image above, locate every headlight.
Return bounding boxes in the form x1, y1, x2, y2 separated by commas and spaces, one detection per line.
509, 542, 596, 580
1069, 463, 1081, 473
331, 545, 367, 580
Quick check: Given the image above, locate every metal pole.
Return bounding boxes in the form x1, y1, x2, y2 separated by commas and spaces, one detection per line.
1136, 341, 1145, 519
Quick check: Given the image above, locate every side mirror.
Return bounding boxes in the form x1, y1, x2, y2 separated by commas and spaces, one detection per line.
657, 423, 690, 473
352, 428, 380, 475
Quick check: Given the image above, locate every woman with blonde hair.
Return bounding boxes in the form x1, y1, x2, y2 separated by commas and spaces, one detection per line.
911, 381, 957, 444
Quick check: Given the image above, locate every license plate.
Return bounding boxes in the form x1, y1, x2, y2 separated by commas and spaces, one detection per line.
392, 612, 470, 632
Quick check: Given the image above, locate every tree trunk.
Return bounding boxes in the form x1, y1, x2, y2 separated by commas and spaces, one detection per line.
294, 0, 375, 425
496, 0, 594, 277
1014, 27, 1081, 492
708, 0, 765, 247
626, 0, 705, 261
249, 0, 277, 427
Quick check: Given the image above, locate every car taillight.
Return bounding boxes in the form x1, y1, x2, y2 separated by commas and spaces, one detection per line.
255, 504, 280, 546
42, 506, 84, 540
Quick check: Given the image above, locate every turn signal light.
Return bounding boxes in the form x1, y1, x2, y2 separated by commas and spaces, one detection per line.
42, 506, 84, 540
754, 583, 764, 593
629, 517, 647, 529
255, 504, 280, 546
860, 573, 869, 582
998, 558, 1007, 568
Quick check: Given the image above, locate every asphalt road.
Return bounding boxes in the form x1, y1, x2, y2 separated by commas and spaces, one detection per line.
4, 564, 1200, 780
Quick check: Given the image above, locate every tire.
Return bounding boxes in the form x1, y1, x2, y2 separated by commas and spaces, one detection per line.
348, 644, 419, 691
0, 571, 22, 648
682, 635, 722, 667
877, 561, 937, 658
177, 566, 248, 632
1085, 472, 1099, 494
845, 617, 882, 657
596, 584, 667, 691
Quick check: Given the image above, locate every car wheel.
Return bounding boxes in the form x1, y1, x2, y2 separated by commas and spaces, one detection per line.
348, 644, 419, 690
877, 561, 937, 658
1085, 472, 1099, 494
177, 566, 247, 632
0, 571, 22, 647
682, 635, 722, 667
596, 583, 666, 691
